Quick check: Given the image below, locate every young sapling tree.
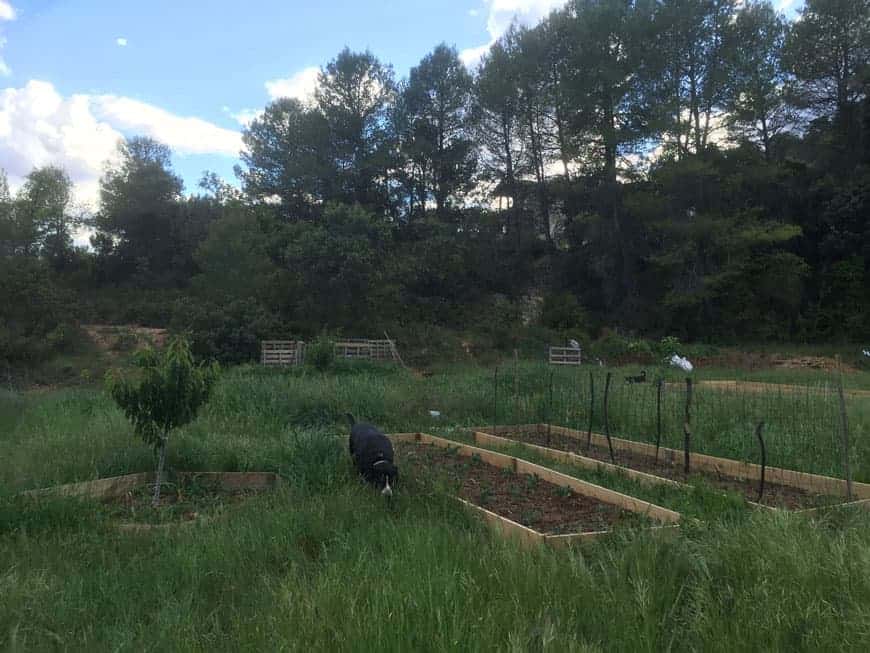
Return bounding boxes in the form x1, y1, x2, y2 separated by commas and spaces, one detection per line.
106, 336, 219, 506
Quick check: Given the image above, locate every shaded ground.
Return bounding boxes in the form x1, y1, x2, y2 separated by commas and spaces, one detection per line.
101, 474, 266, 526
395, 441, 646, 535
497, 427, 842, 510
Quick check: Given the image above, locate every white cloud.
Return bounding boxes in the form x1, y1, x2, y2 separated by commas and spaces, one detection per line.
0, 2, 15, 21
0, 81, 122, 207
460, 0, 564, 67
116, 37, 128, 47
459, 43, 492, 68
265, 66, 319, 103
469, 8, 480, 16
0, 80, 243, 209
228, 107, 263, 127
92, 94, 242, 156
776, 0, 797, 12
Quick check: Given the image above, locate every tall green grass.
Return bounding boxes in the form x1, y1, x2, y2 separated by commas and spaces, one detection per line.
2, 362, 870, 650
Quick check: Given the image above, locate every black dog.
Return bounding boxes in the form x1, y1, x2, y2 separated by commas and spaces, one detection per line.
346, 413, 398, 496
625, 370, 647, 384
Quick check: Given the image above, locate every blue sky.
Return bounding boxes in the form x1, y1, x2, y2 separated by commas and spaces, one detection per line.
0, 0, 803, 207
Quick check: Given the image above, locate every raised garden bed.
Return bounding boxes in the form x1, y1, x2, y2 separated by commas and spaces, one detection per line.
390, 433, 680, 548
23, 471, 281, 532
472, 425, 870, 512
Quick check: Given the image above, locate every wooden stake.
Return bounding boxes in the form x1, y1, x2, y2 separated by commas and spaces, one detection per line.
513, 349, 519, 399
586, 370, 595, 451
383, 331, 408, 370
755, 421, 766, 503
493, 366, 499, 432
683, 378, 693, 476
836, 358, 853, 501
603, 371, 615, 464
655, 378, 663, 463
546, 370, 554, 447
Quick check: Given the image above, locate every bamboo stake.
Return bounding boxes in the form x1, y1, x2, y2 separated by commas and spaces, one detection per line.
655, 378, 663, 463
493, 366, 499, 433
836, 357, 853, 501
513, 349, 519, 400
603, 371, 615, 464
546, 370, 554, 447
755, 421, 766, 503
683, 378, 693, 476
586, 370, 595, 451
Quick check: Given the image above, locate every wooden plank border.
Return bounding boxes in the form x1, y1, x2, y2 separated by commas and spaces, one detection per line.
391, 432, 680, 549
22, 471, 281, 500
473, 431, 685, 491
471, 424, 870, 511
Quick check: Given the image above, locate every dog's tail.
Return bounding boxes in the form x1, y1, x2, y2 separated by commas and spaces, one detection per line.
345, 413, 356, 427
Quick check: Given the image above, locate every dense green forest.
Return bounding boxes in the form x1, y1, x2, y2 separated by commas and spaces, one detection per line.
2, 0, 869, 369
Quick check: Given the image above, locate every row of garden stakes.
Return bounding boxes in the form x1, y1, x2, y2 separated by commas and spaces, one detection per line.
490, 367, 777, 503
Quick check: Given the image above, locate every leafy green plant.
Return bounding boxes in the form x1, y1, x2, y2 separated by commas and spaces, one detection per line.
555, 485, 573, 498
106, 336, 219, 505
305, 336, 336, 372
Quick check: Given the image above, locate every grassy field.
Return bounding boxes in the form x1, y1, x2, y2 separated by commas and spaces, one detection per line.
3, 361, 870, 651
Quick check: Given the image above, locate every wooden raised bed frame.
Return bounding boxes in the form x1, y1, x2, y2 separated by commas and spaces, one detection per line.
391, 433, 680, 549
23, 471, 282, 531
471, 424, 870, 514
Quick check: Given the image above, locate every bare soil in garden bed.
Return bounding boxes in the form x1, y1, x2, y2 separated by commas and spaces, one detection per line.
100, 475, 268, 526
504, 427, 840, 510
395, 441, 647, 535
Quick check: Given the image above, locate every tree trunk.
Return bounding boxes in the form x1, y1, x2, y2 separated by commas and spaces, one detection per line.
152, 433, 168, 507
760, 115, 770, 161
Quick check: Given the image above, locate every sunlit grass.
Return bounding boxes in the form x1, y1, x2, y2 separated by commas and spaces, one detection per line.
2, 361, 870, 650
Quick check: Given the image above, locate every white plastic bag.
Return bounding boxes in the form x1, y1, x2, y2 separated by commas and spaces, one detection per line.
669, 353, 694, 373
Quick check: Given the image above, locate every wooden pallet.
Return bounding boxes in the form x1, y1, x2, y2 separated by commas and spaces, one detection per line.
549, 347, 582, 366
261, 339, 400, 365
261, 340, 304, 366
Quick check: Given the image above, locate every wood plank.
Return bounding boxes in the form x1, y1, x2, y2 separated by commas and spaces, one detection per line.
23, 472, 153, 499
458, 499, 544, 549
22, 471, 280, 500
474, 431, 685, 491
510, 424, 870, 500
392, 433, 680, 526
513, 458, 681, 523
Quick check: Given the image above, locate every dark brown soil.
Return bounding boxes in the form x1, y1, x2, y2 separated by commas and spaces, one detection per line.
102, 476, 265, 525
505, 427, 840, 510
395, 441, 647, 535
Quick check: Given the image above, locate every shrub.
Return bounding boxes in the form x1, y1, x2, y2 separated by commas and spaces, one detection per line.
305, 336, 336, 372
170, 297, 285, 364
541, 292, 588, 332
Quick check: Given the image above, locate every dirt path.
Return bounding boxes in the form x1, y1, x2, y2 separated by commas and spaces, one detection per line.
82, 324, 168, 357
